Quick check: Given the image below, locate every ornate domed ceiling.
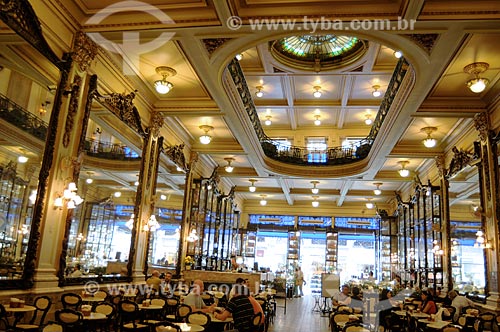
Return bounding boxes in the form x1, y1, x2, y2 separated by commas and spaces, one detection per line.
269, 35, 367, 72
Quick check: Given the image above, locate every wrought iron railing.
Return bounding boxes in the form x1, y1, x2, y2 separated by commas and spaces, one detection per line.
83, 139, 141, 161
0, 93, 48, 141
227, 57, 409, 166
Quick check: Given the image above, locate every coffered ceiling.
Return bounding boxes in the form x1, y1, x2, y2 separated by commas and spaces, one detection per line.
1, 0, 499, 220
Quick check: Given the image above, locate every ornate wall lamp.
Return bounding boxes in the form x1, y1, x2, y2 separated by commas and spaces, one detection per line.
54, 182, 83, 209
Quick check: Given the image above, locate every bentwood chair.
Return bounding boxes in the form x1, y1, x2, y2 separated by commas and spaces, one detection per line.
92, 301, 116, 332
54, 309, 84, 330
186, 312, 211, 328
251, 312, 265, 332
117, 300, 149, 332
442, 326, 462, 332
15, 296, 52, 331
175, 304, 192, 323
343, 322, 370, 332
41, 322, 64, 332
154, 321, 181, 332
61, 293, 82, 311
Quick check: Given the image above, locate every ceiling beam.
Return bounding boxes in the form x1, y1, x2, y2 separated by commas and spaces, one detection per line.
276, 177, 294, 205
337, 180, 353, 206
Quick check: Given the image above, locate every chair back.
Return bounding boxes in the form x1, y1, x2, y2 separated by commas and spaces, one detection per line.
252, 311, 263, 328
94, 290, 109, 301
29, 295, 52, 326
474, 318, 484, 332
55, 308, 83, 329
155, 321, 181, 332
201, 293, 215, 305
94, 301, 116, 318
61, 293, 82, 310
442, 326, 461, 332
165, 298, 179, 315
42, 322, 64, 332
0, 304, 8, 331
152, 298, 166, 307
186, 311, 211, 327
338, 305, 354, 314
175, 304, 192, 322
343, 322, 369, 332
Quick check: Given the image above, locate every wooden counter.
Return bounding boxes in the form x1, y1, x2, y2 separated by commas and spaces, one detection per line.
183, 270, 261, 294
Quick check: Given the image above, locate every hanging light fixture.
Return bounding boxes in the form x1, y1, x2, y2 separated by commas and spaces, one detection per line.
474, 230, 492, 249
364, 113, 373, 125
143, 215, 160, 232
264, 115, 272, 126
398, 161, 410, 177
255, 85, 264, 98
160, 194, 167, 200
365, 198, 374, 209
249, 179, 257, 192
259, 195, 267, 206
393, 50, 403, 58
313, 86, 322, 98
421, 126, 438, 148
310, 181, 319, 194
199, 125, 214, 144
85, 171, 94, 184
154, 66, 176, 94
373, 182, 382, 196
372, 85, 381, 97
464, 62, 489, 93
311, 196, 319, 208
224, 158, 235, 173
314, 115, 321, 126
114, 191, 122, 198
17, 148, 29, 163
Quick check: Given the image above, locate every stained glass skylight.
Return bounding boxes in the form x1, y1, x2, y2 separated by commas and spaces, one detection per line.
270, 34, 367, 71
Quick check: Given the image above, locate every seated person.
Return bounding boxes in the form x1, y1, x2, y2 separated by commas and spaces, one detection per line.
214, 284, 264, 332
350, 286, 363, 310
70, 264, 83, 277
184, 279, 216, 313
332, 284, 352, 306
146, 270, 162, 293
229, 277, 247, 299
419, 290, 437, 314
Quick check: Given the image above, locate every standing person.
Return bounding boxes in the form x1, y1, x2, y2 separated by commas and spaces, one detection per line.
214, 284, 264, 332
70, 264, 83, 277
294, 266, 304, 297
184, 279, 216, 313
448, 290, 474, 321
146, 270, 162, 293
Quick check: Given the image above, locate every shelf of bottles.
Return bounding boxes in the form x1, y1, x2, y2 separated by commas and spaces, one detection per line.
325, 231, 338, 273
243, 231, 256, 258
377, 215, 398, 282
396, 180, 443, 288
287, 230, 301, 285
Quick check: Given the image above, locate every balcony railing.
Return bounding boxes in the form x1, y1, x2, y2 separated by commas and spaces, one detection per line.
84, 139, 141, 161
227, 57, 410, 166
0, 93, 48, 141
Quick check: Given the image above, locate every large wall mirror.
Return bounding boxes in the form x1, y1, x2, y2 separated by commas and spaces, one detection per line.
60, 90, 145, 285
0, 0, 65, 288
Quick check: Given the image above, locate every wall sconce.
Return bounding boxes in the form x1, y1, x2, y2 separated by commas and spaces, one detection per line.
264, 115, 272, 126
76, 232, 85, 242
39, 101, 50, 116
311, 196, 319, 208
259, 195, 267, 206
464, 62, 489, 93
17, 148, 28, 163
235, 53, 243, 61
224, 158, 235, 173
255, 85, 264, 98
373, 182, 382, 196
85, 171, 94, 184
398, 160, 410, 177
143, 215, 160, 232
311, 181, 319, 194
17, 224, 29, 235
372, 85, 381, 97
249, 179, 257, 192
54, 182, 83, 209
314, 115, 321, 126
432, 240, 444, 255
187, 229, 199, 242
393, 50, 403, 58
421, 126, 438, 148
199, 125, 214, 144
154, 66, 176, 94
364, 113, 373, 125
474, 230, 492, 249
313, 85, 322, 98
365, 198, 374, 209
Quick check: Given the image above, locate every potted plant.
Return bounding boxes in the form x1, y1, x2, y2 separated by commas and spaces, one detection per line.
184, 256, 194, 270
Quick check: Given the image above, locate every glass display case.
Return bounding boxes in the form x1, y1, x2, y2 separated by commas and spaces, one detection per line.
325, 231, 338, 273
377, 216, 398, 282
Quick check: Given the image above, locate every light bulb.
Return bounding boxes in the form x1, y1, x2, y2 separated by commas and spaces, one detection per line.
423, 137, 437, 148
260, 199, 267, 206
394, 50, 403, 58
154, 80, 173, 94
467, 78, 488, 93
249, 185, 256, 192
225, 165, 234, 173
374, 189, 382, 196
312, 201, 319, 207
314, 116, 321, 126
264, 116, 272, 126
399, 169, 410, 177
86, 178, 93, 184
114, 191, 122, 198
199, 135, 212, 144
17, 155, 28, 163
235, 53, 243, 61
313, 86, 322, 98
366, 202, 374, 209
160, 194, 167, 200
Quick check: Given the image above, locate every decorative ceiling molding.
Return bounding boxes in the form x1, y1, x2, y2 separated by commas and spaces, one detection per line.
202, 38, 232, 55
402, 34, 440, 53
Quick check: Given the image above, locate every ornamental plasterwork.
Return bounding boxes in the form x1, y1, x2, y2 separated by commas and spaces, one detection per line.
403, 34, 439, 53
71, 31, 98, 72
97, 90, 145, 137
63, 75, 82, 148
435, 155, 446, 178
149, 111, 164, 137
202, 38, 232, 55
445, 147, 475, 180
164, 144, 186, 170
474, 112, 490, 142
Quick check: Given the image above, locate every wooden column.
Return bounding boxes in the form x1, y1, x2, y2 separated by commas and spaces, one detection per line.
128, 111, 163, 282
474, 112, 500, 310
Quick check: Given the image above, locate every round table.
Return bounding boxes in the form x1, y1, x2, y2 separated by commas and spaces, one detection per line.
83, 312, 107, 320
82, 297, 106, 303
4, 305, 36, 327
173, 322, 205, 331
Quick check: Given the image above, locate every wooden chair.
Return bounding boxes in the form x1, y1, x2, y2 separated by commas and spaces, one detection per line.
251, 312, 264, 332
93, 301, 116, 332
164, 298, 179, 318
154, 321, 181, 332
117, 300, 149, 332
186, 312, 211, 328
175, 304, 192, 323
61, 293, 82, 311
93, 290, 109, 301
331, 313, 350, 332
54, 309, 83, 330
343, 322, 370, 332
442, 326, 462, 332
479, 312, 495, 331
15, 296, 52, 331
201, 293, 214, 306
41, 322, 64, 332
474, 319, 485, 332
0, 303, 9, 331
